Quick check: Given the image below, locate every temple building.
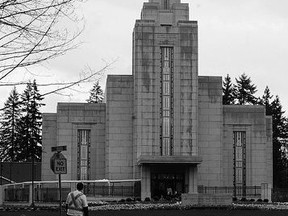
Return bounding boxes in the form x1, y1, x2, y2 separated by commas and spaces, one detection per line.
41, 0, 273, 202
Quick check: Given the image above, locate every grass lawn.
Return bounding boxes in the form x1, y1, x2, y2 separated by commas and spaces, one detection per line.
1, 209, 288, 216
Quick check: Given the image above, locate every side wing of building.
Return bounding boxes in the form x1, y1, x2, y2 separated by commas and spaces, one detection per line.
198, 76, 273, 188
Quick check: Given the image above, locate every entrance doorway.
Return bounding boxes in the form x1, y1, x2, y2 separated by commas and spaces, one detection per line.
151, 172, 184, 199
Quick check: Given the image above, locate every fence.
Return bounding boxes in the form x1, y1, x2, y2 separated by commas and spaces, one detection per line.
272, 188, 288, 202
5, 185, 30, 202
1, 179, 141, 204
198, 186, 261, 198
84, 184, 140, 198
1, 181, 273, 205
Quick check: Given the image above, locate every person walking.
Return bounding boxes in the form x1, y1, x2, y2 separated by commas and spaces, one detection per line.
66, 182, 88, 216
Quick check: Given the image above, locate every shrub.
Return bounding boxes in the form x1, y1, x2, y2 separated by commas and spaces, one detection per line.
250, 199, 255, 202
232, 197, 237, 202
166, 196, 172, 201
144, 197, 151, 202
152, 196, 159, 201
126, 197, 133, 202
263, 199, 269, 203
240, 198, 247, 202
118, 199, 125, 203
257, 198, 262, 202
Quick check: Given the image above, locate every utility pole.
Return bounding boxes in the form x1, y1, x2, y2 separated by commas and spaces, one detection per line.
0, 160, 2, 185
30, 137, 35, 208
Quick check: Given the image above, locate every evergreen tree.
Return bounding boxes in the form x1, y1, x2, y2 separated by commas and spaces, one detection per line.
0, 87, 21, 162
86, 81, 104, 103
222, 74, 236, 105
260, 88, 288, 188
18, 80, 44, 162
234, 73, 257, 105
261, 86, 273, 115
223, 74, 288, 188
270, 96, 288, 187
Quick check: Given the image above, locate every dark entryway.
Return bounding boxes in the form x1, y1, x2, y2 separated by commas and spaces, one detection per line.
151, 173, 184, 198
150, 165, 185, 199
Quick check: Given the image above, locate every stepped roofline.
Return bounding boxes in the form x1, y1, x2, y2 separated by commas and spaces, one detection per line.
141, 0, 189, 26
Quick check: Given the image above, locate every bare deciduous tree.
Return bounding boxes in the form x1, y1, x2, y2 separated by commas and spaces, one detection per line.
0, 0, 84, 81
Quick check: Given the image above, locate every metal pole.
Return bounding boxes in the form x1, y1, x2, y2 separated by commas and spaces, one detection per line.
31, 148, 35, 208
9, 162, 12, 184
0, 161, 2, 185
59, 174, 62, 216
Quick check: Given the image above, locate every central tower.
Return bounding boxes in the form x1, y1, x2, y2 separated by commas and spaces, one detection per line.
133, 0, 202, 199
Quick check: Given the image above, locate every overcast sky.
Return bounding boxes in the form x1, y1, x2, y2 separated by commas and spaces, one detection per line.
1, 0, 288, 113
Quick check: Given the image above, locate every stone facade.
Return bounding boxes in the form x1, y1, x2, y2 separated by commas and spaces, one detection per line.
198, 76, 223, 186
41, 0, 272, 203
105, 75, 134, 180
42, 103, 106, 181
222, 106, 273, 187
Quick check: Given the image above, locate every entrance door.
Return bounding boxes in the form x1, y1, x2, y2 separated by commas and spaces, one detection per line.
151, 173, 184, 199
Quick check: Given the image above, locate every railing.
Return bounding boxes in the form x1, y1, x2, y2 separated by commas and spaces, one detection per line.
2, 179, 141, 204
84, 184, 139, 197
198, 185, 261, 198
272, 188, 288, 202
35, 187, 71, 202
0, 176, 15, 185
5, 186, 29, 202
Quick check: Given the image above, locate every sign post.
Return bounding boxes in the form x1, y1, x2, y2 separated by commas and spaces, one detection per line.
50, 146, 67, 216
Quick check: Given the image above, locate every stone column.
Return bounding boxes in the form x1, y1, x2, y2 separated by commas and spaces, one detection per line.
29, 184, 33, 205
182, 166, 199, 206
141, 166, 151, 200
261, 183, 272, 202
188, 166, 198, 194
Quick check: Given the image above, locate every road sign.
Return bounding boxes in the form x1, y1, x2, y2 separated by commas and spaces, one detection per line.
50, 147, 67, 216
51, 145, 67, 152
54, 158, 67, 174
50, 152, 67, 174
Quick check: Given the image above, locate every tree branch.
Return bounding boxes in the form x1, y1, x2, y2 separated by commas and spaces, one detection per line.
41, 60, 116, 96
0, 0, 84, 80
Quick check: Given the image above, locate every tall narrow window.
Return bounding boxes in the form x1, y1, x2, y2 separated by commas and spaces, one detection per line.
164, 0, 169, 9
77, 130, 91, 180
233, 131, 246, 197
160, 47, 174, 156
